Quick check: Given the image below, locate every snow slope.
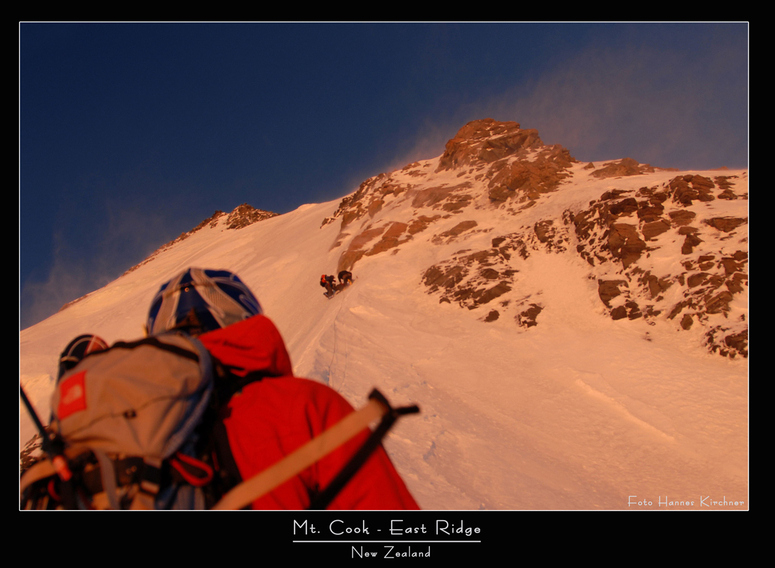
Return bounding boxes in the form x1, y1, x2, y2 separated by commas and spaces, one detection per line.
19, 160, 748, 510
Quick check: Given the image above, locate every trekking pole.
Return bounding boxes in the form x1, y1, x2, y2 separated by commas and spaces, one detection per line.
20, 386, 48, 445
20, 385, 75, 490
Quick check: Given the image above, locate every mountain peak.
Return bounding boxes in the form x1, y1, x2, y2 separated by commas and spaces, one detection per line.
435, 118, 579, 204
323, 119, 577, 230
224, 203, 278, 229
436, 118, 546, 171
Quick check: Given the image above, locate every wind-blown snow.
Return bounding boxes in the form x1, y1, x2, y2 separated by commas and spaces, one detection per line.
19, 161, 748, 510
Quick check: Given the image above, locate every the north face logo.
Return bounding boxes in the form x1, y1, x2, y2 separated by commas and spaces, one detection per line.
57, 371, 88, 419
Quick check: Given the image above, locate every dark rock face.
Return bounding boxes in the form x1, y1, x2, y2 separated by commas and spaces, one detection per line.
567, 174, 748, 357
225, 203, 277, 229
435, 119, 544, 171
421, 247, 516, 311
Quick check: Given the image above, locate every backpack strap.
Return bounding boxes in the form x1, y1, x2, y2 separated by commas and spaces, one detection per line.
92, 449, 120, 509
109, 335, 201, 361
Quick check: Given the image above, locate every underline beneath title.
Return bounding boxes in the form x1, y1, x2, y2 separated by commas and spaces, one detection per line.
293, 540, 481, 544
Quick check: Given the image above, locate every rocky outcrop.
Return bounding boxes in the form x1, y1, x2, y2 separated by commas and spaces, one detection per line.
325, 119, 577, 268
436, 119, 543, 169
324, 119, 577, 225
587, 157, 659, 179
435, 118, 577, 206
336, 221, 415, 272
225, 203, 278, 229
486, 144, 576, 205
420, 221, 567, 325
421, 244, 517, 310
568, 173, 748, 356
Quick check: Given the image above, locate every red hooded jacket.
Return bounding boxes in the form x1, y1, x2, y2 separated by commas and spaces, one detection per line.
198, 314, 419, 510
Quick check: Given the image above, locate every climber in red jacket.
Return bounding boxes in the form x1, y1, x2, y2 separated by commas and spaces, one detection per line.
146, 267, 419, 510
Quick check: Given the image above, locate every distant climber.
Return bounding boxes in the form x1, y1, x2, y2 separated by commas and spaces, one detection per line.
338, 270, 353, 287
320, 274, 336, 297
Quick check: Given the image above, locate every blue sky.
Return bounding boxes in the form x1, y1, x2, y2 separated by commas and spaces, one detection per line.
19, 22, 748, 329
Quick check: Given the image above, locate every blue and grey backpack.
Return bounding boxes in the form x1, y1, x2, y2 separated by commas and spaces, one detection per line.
20, 332, 240, 510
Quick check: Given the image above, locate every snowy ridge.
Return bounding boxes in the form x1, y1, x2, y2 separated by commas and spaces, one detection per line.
20, 119, 748, 510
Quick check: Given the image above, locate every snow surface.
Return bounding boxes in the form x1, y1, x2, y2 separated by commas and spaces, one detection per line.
19, 160, 748, 510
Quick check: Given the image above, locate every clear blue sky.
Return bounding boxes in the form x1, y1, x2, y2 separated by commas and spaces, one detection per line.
19, 22, 748, 329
